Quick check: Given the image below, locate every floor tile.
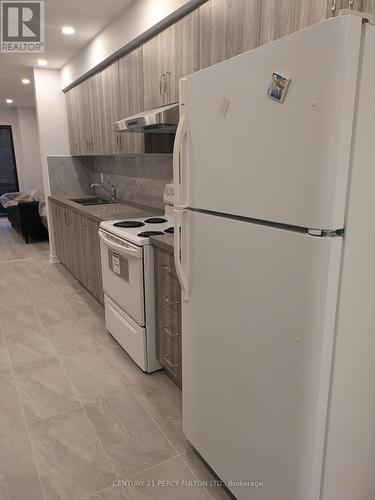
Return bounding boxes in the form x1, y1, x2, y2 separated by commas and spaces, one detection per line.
132, 371, 190, 453
0, 332, 12, 378
0, 424, 45, 500
34, 299, 77, 326
45, 320, 97, 356
64, 292, 104, 319
0, 284, 30, 310
124, 456, 212, 500
85, 390, 176, 479
12, 260, 49, 284
60, 348, 128, 405
181, 450, 234, 500
0, 263, 19, 289
29, 408, 116, 500
0, 304, 42, 337
23, 281, 62, 305
99, 339, 160, 388
16, 358, 80, 425
80, 314, 114, 347
0, 376, 24, 432
6, 327, 56, 375
85, 485, 127, 499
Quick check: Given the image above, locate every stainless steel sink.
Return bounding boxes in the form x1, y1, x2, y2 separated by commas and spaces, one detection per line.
70, 197, 115, 206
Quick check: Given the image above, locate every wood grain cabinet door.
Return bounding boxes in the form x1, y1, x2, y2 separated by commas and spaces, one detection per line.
299, 0, 336, 29
260, 0, 339, 45
199, 0, 261, 69
50, 201, 63, 261
77, 75, 103, 156
167, 9, 200, 104
99, 61, 122, 155
143, 9, 199, 109
118, 47, 145, 154
348, 0, 375, 14
65, 86, 83, 156
154, 247, 182, 388
143, 28, 170, 110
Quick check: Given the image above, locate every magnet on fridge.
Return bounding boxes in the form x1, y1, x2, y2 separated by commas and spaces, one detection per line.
267, 73, 290, 103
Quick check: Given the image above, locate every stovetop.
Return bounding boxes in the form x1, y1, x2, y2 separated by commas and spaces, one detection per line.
99, 184, 175, 246
100, 216, 174, 246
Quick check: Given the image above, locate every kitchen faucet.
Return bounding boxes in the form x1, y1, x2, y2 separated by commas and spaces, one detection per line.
90, 182, 118, 202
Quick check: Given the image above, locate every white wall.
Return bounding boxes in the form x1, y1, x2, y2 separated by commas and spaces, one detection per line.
33, 68, 70, 261
0, 106, 43, 191
61, 0, 203, 88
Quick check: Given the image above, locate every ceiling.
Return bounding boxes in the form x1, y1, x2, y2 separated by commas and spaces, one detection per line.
0, 0, 134, 108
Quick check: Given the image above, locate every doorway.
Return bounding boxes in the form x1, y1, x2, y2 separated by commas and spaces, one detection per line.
0, 126, 19, 216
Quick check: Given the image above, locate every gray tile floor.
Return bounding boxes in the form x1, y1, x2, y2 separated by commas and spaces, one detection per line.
0, 221, 232, 500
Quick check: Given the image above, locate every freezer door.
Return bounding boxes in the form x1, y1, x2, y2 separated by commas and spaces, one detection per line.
183, 15, 362, 230
182, 211, 342, 500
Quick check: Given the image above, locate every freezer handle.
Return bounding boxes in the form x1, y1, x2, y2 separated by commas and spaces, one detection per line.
173, 109, 187, 209
174, 209, 188, 300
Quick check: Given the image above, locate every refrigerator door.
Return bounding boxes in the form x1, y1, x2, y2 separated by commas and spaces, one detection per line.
182, 15, 362, 230
182, 211, 342, 500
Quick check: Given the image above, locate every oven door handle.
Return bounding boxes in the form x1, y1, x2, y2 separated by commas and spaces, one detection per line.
99, 231, 142, 259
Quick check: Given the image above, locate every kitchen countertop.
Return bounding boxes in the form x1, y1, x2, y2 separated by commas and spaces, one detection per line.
150, 233, 174, 251
49, 194, 163, 224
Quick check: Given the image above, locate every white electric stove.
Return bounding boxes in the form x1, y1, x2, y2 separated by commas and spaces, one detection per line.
98, 184, 174, 372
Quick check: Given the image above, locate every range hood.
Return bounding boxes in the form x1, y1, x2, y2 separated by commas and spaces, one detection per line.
113, 102, 179, 133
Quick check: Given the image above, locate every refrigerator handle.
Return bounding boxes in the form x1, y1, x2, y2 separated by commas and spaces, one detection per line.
173, 78, 188, 210
174, 208, 188, 301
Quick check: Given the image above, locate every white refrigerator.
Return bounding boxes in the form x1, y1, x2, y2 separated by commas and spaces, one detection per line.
173, 13, 375, 500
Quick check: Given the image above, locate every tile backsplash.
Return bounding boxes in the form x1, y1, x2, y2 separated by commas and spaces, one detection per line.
48, 155, 173, 210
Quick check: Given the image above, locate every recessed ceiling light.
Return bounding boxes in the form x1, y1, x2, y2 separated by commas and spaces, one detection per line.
6, 99, 13, 104
62, 26, 75, 35
22, 78, 31, 84
37, 59, 48, 66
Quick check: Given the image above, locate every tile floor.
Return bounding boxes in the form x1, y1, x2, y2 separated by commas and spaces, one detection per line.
0, 221, 232, 500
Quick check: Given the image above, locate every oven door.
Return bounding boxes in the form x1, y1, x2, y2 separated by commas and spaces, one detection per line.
99, 229, 145, 326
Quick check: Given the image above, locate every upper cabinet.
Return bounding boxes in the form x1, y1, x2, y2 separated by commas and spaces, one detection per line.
79, 74, 103, 155
142, 9, 200, 109
66, 0, 372, 157
65, 85, 83, 155
199, 0, 261, 69
118, 47, 145, 153
99, 61, 122, 155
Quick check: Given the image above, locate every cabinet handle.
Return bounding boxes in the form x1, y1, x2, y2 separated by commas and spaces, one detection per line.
163, 354, 179, 369
164, 72, 170, 96
64, 212, 70, 226
159, 74, 164, 96
331, 0, 337, 14
162, 264, 175, 274
348, 0, 354, 8
163, 295, 179, 305
116, 134, 124, 149
164, 326, 179, 338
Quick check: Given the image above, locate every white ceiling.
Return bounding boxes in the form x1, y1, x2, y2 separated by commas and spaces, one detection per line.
0, 0, 134, 107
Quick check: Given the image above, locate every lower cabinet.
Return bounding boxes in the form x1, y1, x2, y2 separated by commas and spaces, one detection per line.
154, 245, 182, 388
50, 199, 104, 305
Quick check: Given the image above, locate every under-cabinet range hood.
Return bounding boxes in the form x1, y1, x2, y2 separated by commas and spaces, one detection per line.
113, 102, 179, 133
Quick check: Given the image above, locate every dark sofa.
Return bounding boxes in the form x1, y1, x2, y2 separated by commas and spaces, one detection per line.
5, 200, 49, 244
